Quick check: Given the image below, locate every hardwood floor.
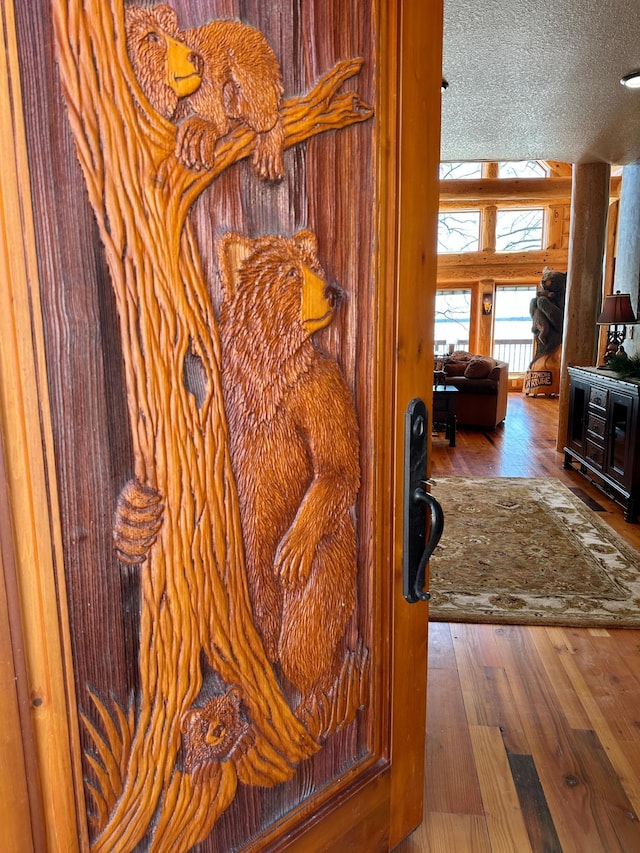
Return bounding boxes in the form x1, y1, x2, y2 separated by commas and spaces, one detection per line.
395, 392, 640, 852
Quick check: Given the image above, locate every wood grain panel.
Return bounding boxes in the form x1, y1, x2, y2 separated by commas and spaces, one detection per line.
449, 626, 500, 727
570, 728, 640, 851
506, 751, 562, 853
468, 725, 532, 852
552, 627, 640, 742
396, 812, 492, 853
553, 634, 640, 818
528, 627, 592, 731
0, 435, 38, 852
426, 723, 484, 815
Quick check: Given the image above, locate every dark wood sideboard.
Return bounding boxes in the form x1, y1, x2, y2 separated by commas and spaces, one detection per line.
564, 366, 640, 522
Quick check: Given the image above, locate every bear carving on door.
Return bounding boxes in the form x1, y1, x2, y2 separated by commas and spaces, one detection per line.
52, 1, 373, 849
217, 230, 362, 718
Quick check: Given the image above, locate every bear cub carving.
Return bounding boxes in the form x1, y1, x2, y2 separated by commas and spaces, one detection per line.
125, 4, 285, 179
217, 230, 360, 698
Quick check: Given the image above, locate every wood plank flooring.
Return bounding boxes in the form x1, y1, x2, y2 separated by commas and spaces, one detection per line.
395, 392, 640, 852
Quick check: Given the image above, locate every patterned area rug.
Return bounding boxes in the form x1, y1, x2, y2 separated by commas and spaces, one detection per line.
428, 477, 640, 627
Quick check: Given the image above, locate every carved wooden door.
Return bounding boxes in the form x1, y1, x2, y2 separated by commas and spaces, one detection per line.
0, 0, 442, 850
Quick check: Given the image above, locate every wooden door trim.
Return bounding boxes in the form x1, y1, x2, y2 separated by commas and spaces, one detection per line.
0, 0, 86, 848
0, 426, 42, 852
386, 0, 442, 845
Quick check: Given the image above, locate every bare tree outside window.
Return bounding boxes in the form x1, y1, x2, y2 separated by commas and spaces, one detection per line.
496, 209, 543, 251
440, 161, 483, 180
438, 211, 480, 253
498, 160, 549, 178
435, 289, 471, 353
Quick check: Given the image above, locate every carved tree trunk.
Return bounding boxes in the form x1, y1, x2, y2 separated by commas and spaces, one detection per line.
52, 1, 371, 849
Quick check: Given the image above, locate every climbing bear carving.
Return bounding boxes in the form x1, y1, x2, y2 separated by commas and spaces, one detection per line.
529, 267, 567, 364
218, 230, 360, 697
125, 4, 285, 179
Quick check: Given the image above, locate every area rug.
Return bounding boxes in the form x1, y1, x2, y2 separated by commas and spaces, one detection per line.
428, 477, 640, 627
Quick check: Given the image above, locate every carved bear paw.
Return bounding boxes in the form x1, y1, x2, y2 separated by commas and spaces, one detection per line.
252, 125, 285, 181
112, 479, 164, 565
274, 522, 316, 589
175, 116, 218, 171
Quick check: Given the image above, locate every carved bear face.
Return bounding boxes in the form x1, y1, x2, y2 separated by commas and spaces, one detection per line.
540, 267, 567, 310
125, 4, 203, 119
218, 230, 342, 360
181, 687, 248, 771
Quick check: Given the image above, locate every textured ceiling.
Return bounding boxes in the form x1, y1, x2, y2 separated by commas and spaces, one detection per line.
441, 0, 640, 165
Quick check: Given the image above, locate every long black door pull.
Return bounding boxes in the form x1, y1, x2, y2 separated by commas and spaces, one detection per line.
402, 398, 444, 603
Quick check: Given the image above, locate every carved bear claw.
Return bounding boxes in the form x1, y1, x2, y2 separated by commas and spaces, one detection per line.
275, 522, 316, 589
113, 479, 164, 565
175, 116, 218, 171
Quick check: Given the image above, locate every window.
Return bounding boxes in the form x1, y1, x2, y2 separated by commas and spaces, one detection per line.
435, 289, 471, 354
437, 211, 480, 253
498, 161, 549, 179
440, 162, 483, 180
495, 209, 543, 252
492, 285, 538, 372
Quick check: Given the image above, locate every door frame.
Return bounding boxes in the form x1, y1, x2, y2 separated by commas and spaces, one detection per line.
0, 0, 88, 848
381, 0, 441, 847
0, 0, 443, 849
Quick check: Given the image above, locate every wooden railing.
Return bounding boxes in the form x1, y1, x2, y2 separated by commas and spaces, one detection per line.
434, 340, 469, 355
434, 338, 533, 373
493, 339, 534, 373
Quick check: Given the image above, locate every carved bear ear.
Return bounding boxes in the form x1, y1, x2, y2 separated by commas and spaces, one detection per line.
153, 4, 180, 35
226, 686, 242, 707
180, 708, 198, 734
292, 229, 319, 260
217, 233, 254, 298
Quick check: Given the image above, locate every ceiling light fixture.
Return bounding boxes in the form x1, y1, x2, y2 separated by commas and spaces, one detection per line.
620, 71, 640, 89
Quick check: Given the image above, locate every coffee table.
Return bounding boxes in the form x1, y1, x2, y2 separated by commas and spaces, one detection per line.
432, 384, 458, 447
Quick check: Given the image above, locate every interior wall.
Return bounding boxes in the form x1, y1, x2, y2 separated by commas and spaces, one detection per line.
614, 161, 640, 359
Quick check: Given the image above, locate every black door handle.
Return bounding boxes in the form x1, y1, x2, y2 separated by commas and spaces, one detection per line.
402, 398, 445, 603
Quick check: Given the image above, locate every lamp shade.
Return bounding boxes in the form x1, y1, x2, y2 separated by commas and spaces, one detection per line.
597, 292, 638, 325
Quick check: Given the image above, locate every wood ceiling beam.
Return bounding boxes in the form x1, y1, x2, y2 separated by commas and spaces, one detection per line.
439, 176, 621, 205
437, 249, 568, 282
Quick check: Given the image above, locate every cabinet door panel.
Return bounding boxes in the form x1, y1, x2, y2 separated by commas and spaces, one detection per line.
567, 377, 589, 454
607, 393, 635, 487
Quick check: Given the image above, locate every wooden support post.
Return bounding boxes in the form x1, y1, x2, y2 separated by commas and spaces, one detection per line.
481, 206, 497, 252
477, 278, 495, 355
557, 162, 611, 451
546, 204, 565, 249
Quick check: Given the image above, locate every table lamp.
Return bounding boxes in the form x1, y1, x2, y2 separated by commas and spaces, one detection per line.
597, 291, 638, 365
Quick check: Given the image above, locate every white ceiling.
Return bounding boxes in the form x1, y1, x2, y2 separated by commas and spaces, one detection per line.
441, 0, 640, 165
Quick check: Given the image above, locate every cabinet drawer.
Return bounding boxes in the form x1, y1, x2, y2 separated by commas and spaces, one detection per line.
586, 412, 606, 439
585, 439, 605, 468
589, 386, 608, 409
